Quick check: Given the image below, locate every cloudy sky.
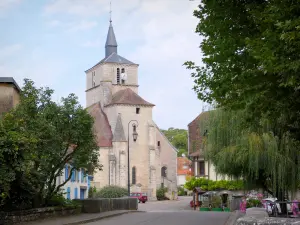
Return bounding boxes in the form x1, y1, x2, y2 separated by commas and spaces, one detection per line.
0, 0, 205, 129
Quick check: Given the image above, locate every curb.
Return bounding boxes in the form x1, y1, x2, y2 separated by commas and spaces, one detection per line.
63, 211, 144, 225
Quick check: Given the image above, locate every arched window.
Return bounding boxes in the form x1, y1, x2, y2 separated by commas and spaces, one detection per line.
121, 68, 125, 73
116, 68, 120, 84
161, 166, 167, 177
132, 166, 136, 184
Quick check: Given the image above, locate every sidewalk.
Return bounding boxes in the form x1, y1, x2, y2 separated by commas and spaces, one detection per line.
20, 210, 142, 225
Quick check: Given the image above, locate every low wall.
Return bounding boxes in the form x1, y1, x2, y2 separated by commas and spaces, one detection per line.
0, 206, 81, 225
235, 208, 300, 225
80, 198, 138, 213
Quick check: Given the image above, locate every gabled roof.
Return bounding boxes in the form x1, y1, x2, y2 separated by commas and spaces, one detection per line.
112, 113, 126, 142
188, 111, 210, 127
87, 102, 113, 147
0, 77, 21, 92
105, 88, 155, 107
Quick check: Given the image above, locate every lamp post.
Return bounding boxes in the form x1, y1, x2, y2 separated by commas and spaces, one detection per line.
127, 120, 138, 196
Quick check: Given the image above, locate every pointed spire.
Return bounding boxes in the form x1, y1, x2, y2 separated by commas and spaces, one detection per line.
105, 1, 118, 58
112, 113, 126, 142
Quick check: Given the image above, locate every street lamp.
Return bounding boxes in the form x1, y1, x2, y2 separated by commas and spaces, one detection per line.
127, 120, 138, 196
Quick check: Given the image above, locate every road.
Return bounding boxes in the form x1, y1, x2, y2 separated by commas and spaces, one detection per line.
86, 197, 230, 225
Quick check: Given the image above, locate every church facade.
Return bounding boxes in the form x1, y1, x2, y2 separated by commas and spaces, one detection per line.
85, 20, 178, 200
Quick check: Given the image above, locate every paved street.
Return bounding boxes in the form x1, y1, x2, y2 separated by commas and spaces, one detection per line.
85, 197, 230, 225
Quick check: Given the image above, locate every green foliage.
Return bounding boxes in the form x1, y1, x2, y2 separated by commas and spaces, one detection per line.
177, 186, 186, 196
0, 79, 101, 210
161, 128, 188, 156
204, 110, 300, 197
185, 1, 300, 199
94, 186, 128, 198
184, 177, 244, 191
88, 186, 97, 198
211, 196, 222, 208
246, 199, 262, 208
156, 187, 168, 200
184, 1, 300, 141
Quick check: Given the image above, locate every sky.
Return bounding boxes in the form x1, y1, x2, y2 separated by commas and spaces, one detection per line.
0, 0, 205, 130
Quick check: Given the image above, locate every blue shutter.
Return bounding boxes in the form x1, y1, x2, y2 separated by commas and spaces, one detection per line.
65, 165, 68, 181
75, 187, 78, 199
67, 187, 71, 200
71, 169, 75, 182
81, 169, 84, 183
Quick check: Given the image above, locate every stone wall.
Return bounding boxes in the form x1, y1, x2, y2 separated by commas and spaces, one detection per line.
0, 83, 20, 116
0, 206, 81, 225
80, 198, 138, 213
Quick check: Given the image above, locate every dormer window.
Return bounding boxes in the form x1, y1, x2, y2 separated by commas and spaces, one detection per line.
117, 68, 120, 84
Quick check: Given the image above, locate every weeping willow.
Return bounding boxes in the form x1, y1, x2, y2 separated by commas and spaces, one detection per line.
202, 109, 300, 198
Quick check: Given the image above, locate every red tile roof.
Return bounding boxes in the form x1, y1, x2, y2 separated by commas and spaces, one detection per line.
177, 157, 192, 175
87, 102, 113, 147
105, 88, 155, 107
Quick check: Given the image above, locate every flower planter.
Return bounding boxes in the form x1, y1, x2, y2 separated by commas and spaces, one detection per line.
199, 207, 210, 211
212, 208, 223, 211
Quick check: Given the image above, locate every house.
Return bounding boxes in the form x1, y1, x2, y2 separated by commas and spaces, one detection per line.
85, 18, 178, 200
177, 157, 192, 186
56, 165, 90, 200
188, 111, 230, 181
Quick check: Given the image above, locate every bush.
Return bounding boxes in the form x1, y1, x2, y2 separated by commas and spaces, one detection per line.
247, 198, 262, 208
94, 185, 128, 198
211, 196, 222, 208
88, 186, 97, 198
47, 193, 67, 206
177, 186, 186, 196
156, 187, 168, 200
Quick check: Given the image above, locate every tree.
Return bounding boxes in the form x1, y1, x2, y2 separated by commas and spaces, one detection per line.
161, 128, 188, 156
184, 0, 300, 140
203, 110, 300, 199
0, 79, 101, 210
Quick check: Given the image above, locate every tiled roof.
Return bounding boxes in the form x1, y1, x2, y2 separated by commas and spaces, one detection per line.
85, 52, 136, 72
87, 102, 113, 147
177, 157, 192, 175
105, 88, 155, 107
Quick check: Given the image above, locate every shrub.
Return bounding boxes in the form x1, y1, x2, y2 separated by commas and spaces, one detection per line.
88, 186, 97, 198
156, 187, 168, 200
94, 185, 128, 198
47, 193, 67, 206
211, 196, 222, 208
247, 198, 262, 208
177, 186, 186, 196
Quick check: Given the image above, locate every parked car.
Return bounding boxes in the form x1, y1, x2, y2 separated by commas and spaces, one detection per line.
130, 192, 148, 203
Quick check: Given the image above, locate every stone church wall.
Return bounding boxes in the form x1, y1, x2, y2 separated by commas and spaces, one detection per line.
155, 126, 178, 199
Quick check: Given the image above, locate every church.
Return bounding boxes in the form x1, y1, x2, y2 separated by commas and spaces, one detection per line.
85, 19, 178, 200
